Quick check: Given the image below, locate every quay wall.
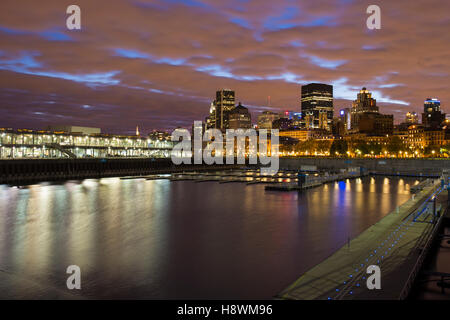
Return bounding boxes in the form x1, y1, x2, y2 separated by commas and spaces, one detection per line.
0, 158, 246, 185
2, 157, 450, 185
280, 157, 450, 176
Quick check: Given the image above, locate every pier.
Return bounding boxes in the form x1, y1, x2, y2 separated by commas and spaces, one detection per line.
121, 169, 299, 185
278, 180, 449, 300
265, 170, 367, 191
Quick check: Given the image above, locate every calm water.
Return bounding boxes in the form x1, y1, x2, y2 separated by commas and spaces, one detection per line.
0, 176, 419, 299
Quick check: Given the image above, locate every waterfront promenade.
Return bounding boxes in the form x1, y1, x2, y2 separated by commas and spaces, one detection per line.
279, 180, 448, 300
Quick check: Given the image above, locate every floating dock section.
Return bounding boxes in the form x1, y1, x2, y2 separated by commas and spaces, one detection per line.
265, 171, 367, 192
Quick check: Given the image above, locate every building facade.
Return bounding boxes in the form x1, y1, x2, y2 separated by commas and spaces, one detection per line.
358, 113, 394, 136
301, 83, 333, 131
350, 87, 379, 130
228, 103, 252, 130
405, 112, 419, 124
257, 111, 280, 130
422, 98, 445, 129
206, 89, 236, 130
0, 128, 173, 159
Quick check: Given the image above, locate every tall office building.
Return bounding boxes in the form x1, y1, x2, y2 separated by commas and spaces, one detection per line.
352, 87, 379, 114
350, 87, 379, 130
422, 98, 445, 129
216, 89, 235, 130
301, 83, 333, 130
206, 89, 236, 130
349, 88, 393, 135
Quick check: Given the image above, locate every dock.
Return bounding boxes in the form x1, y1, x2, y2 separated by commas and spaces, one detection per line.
278, 180, 448, 300
120, 169, 304, 185
265, 171, 367, 192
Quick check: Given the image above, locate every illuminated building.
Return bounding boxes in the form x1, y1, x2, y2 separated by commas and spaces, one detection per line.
206, 89, 236, 130
148, 130, 171, 141
46, 125, 101, 135
279, 129, 333, 142
272, 117, 293, 130
0, 128, 173, 159
407, 125, 425, 149
406, 125, 445, 149
405, 112, 419, 124
350, 87, 379, 130
278, 129, 310, 142
301, 83, 333, 130
348, 87, 393, 135
257, 111, 280, 130
318, 112, 328, 130
422, 98, 445, 129
278, 111, 303, 129
228, 103, 252, 129
340, 108, 351, 132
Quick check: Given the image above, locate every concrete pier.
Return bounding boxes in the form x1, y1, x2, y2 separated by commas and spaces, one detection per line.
280, 158, 450, 177
265, 171, 366, 192
278, 181, 448, 300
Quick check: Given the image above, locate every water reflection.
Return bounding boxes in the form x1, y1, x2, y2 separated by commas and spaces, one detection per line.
0, 176, 419, 299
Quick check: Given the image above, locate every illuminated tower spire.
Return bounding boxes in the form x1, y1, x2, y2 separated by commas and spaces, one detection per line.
136, 126, 140, 136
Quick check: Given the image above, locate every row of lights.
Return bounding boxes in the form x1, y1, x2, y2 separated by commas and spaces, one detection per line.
328, 185, 444, 300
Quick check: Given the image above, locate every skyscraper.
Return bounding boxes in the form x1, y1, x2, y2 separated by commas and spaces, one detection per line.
348, 87, 394, 135
215, 89, 236, 130
301, 83, 333, 130
206, 89, 236, 130
422, 98, 445, 129
350, 87, 379, 130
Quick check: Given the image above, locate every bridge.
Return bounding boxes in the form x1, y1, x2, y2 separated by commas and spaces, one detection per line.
278, 178, 449, 300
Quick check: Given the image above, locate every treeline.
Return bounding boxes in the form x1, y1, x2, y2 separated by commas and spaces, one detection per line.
283, 136, 449, 156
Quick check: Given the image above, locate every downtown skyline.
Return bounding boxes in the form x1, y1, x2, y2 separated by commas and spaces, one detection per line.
0, 0, 449, 134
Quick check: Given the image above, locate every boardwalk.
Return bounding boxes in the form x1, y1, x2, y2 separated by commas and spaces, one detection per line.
279, 180, 448, 300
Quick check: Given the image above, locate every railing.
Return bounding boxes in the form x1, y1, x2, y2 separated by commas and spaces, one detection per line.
398, 186, 446, 299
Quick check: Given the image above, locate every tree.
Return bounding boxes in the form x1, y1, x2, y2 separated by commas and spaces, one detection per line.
424, 145, 440, 156
353, 140, 370, 155
330, 139, 348, 156
367, 142, 382, 155
387, 136, 405, 154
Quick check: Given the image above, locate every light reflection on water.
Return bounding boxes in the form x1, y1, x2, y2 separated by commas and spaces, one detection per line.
0, 176, 419, 299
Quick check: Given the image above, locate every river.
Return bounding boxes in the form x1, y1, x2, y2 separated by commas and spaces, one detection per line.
0, 175, 419, 299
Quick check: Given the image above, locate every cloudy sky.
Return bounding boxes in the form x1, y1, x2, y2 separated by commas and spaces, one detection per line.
0, 0, 449, 134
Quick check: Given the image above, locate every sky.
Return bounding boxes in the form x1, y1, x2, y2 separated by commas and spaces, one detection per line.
0, 0, 449, 134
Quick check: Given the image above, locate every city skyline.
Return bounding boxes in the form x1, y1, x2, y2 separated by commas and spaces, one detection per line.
0, 0, 449, 134
0, 83, 444, 134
